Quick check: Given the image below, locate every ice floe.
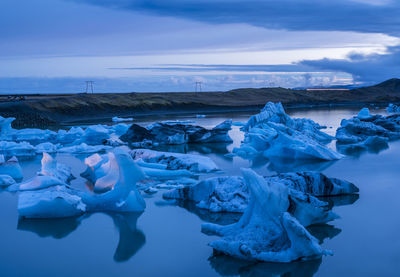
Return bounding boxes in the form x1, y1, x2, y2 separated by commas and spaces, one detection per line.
0, 155, 23, 180
18, 186, 86, 218
112, 116, 133, 122
164, 171, 352, 226
120, 120, 232, 145
58, 143, 112, 154
17, 148, 146, 218
0, 141, 36, 157
336, 107, 400, 153
0, 174, 17, 188
387, 103, 400, 114
130, 148, 219, 173
202, 169, 330, 263
10, 153, 73, 191
233, 102, 341, 161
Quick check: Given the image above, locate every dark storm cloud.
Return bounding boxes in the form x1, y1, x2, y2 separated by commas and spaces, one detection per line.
299, 46, 400, 84
70, 0, 400, 35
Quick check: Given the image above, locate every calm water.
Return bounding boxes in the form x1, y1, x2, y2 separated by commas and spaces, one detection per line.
1, 107, 399, 277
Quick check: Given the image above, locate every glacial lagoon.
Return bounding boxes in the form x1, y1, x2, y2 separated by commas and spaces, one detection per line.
0, 107, 399, 276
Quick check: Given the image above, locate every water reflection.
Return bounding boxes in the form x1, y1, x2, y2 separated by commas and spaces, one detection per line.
17, 212, 145, 262
155, 199, 241, 226
140, 142, 231, 156
336, 141, 389, 157
322, 194, 360, 208
209, 254, 322, 277
307, 224, 342, 244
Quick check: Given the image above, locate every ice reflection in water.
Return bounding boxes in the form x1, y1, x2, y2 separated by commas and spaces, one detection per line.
18, 212, 145, 263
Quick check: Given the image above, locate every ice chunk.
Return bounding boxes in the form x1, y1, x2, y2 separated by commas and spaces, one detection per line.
234, 102, 339, 161
79, 148, 146, 212
58, 143, 112, 154
80, 125, 111, 145
0, 141, 36, 157
112, 116, 133, 122
121, 120, 232, 145
196, 114, 206, 118
17, 148, 146, 218
271, 172, 359, 196
57, 127, 84, 145
0, 116, 15, 139
164, 174, 340, 226
202, 169, 329, 262
18, 186, 86, 218
163, 176, 248, 213
336, 108, 400, 152
39, 153, 73, 183
357, 107, 372, 120
387, 103, 400, 114
0, 155, 23, 180
130, 149, 219, 173
0, 175, 17, 187
35, 142, 59, 154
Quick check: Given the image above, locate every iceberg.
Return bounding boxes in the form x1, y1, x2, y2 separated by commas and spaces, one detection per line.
163, 176, 248, 213
164, 172, 343, 226
35, 142, 59, 154
10, 153, 73, 191
17, 148, 146, 218
270, 171, 359, 196
58, 143, 112, 154
112, 116, 133, 122
387, 103, 400, 114
202, 169, 329, 263
234, 102, 341, 161
18, 186, 86, 218
0, 141, 36, 157
39, 153, 73, 184
120, 120, 232, 145
56, 127, 84, 145
0, 155, 23, 180
336, 108, 400, 152
0, 174, 17, 187
130, 149, 219, 173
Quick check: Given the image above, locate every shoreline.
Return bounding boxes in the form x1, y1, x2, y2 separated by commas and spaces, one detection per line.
0, 78, 399, 128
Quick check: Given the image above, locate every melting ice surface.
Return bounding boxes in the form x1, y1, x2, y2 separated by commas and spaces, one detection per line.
0, 107, 399, 276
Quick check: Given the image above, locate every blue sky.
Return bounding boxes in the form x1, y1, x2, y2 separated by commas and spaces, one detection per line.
1, 0, 399, 93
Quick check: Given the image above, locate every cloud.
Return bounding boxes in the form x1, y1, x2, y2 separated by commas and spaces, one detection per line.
71, 0, 400, 36
299, 46, 400, 84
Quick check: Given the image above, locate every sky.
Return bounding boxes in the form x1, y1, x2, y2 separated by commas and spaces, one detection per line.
0, 0, 399, 93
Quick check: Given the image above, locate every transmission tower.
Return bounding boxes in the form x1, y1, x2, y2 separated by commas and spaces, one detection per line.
85, 81, 94, 94
195, 81, 202, 92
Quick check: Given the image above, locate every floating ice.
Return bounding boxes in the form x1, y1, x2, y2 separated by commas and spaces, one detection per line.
202, 169, 329, 263
0, 174, 17, 187
130, 149, 219, 173
387, 103, 400, 114
164, 172, 344, 226
112, 116, 133, 122
234, 102, 340, 161
17, 148, 146, 218
10, 153, 73, 191
58, 143, 112, 154
196, 114, 206, 118
39, 153, 73, 184
35, 142, 59, 154
121, 120, 232, 145
0, 141, 36, 157
0, 155, 23, 180
163, 176, 248, 213
270, 171, 359, 196
18, 186, 86, 218
336, 108, 400, 152
56, 127, 84, 145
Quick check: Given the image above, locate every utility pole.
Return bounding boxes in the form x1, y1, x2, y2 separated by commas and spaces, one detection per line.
195, 81, 202, 92
85, 81, 94, 94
